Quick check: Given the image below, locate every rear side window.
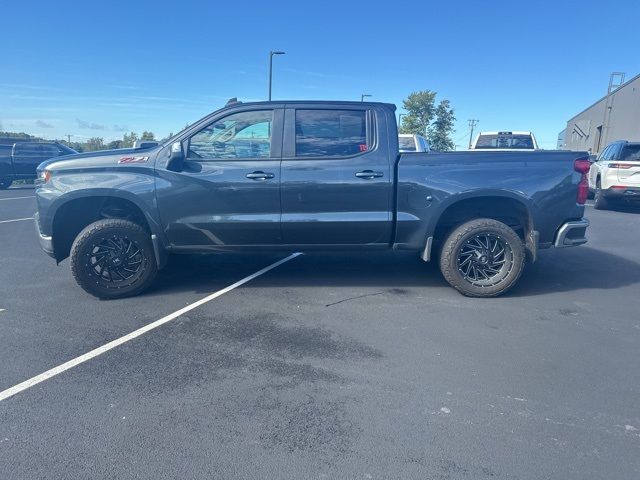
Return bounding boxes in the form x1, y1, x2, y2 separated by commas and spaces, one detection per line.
14, 143, 60, 157
295, 109, 368, 157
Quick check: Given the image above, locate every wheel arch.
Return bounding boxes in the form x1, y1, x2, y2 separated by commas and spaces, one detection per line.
50, 191, 162, 263
429, 191, 535, 261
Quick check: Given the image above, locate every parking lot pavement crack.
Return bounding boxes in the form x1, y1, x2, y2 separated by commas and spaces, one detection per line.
325, 291, 384, 307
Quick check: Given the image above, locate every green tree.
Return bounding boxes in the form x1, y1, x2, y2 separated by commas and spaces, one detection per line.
86, 137, 104, 151
122, 132, 139, 148
428, 100, 456, 152
141, 131, 155, 141
399, 91, 436, 136
398, 90, 456, 151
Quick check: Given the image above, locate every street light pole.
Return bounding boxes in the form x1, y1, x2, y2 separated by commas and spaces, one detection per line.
361, 94, 372, 102
398, 114, 406, 129
268, 50, 286, 101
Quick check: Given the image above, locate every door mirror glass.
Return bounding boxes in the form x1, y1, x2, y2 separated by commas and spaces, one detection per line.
167, 141, 184, 172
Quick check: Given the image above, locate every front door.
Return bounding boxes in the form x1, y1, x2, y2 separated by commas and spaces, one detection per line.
156, 108, 283, 247
280, 106, 393, 245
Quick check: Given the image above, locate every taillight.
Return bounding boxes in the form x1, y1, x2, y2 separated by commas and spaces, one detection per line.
574, 157, 590, 205
573, 158, 591, 174
608, 163, 634, 169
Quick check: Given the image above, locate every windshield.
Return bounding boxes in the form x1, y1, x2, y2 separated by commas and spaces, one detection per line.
475, 134, 534, 149
399, 136, 416, 152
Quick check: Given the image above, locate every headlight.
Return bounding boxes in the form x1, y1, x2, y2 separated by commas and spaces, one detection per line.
38, 169, 52, 183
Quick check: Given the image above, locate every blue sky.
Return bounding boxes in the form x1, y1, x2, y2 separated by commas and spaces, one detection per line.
1, 0, 638, 148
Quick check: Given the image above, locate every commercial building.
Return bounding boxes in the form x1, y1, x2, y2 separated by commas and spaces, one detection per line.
562, 73, 640, 154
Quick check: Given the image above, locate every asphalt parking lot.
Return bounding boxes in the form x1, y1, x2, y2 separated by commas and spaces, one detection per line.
1, 185, 639, 480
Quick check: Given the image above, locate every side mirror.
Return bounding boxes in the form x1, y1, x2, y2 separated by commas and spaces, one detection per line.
166, 141, 184, 172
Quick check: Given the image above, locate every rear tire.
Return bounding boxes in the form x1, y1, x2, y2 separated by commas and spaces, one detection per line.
0, 179, 12, 190
439, 218, 525, 298
594, 178, 609, 210
70, 219, 157, 299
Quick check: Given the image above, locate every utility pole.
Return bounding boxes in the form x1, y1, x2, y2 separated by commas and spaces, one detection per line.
600, 72, 625, 152
361, 94, 372, 102
66, 134, 72, 144
468, 119, 479, 148
268, 50, 286, 101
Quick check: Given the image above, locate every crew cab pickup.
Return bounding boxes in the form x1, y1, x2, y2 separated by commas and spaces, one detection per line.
0, 138, 76, 189
34, 100, 590, 299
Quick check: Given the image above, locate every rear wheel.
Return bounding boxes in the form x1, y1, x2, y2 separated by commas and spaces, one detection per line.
0, 179, 12, 190
70, 219, 157, 299
594, 178, 609, 210
439, 218, 525, 297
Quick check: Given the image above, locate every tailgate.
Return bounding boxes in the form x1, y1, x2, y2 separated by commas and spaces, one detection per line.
617, 145, 640, 185
617, 160, 640, 185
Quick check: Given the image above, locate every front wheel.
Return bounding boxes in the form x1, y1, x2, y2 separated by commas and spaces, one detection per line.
439, 218, 525, 298
70, 219, 158, 299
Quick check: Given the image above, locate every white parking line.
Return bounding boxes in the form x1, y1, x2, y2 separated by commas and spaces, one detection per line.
0, 196, 36, 201
0, 217, 34, 224
0, 252, 302, 402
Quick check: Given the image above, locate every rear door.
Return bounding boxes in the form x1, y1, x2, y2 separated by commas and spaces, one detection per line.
11, 142, 61, 177
280, 105, 393, 245
156, 107, 284, 247
616, 144, 640, 186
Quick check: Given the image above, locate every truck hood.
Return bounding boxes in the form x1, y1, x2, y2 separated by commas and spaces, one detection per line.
38, 146, 161, 172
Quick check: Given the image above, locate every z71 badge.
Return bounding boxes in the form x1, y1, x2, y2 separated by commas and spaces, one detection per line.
118, 156, 149, 164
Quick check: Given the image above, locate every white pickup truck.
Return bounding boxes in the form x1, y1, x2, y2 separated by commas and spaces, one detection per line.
471, 131, 538, 151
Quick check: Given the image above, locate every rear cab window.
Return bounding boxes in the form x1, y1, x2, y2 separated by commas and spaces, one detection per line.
399, 136, 416, 152
475, 133, 534, 149
295, 109, 370, 157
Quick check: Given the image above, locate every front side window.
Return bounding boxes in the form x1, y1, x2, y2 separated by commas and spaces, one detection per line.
295, 109, 368, 157
188, 110, 273, 160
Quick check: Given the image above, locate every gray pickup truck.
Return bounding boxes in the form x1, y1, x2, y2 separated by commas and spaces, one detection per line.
34, 100, 590, 299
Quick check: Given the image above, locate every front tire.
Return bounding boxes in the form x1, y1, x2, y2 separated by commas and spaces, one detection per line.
439, 218, 525, 298
594, 179, 609, 210
70, 219, 157, 299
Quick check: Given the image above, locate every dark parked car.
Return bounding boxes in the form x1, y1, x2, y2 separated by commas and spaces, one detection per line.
34, 100, 590, 299
0, 138, 76, 189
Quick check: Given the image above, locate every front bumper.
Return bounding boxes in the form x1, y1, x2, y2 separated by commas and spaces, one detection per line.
554, 219, 589, 248
34, 212, 55, 258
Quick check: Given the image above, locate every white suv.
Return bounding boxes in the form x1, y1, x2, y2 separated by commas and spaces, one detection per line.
588, 140, 640, 209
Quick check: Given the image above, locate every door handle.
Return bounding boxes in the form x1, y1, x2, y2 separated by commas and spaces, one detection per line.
355, 170, 384, 179
246, 171, 275, 180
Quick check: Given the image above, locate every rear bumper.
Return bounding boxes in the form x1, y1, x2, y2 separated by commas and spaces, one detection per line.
34, 212, 55, 258
554, 219, 589, 248
603, 186, 640, 200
